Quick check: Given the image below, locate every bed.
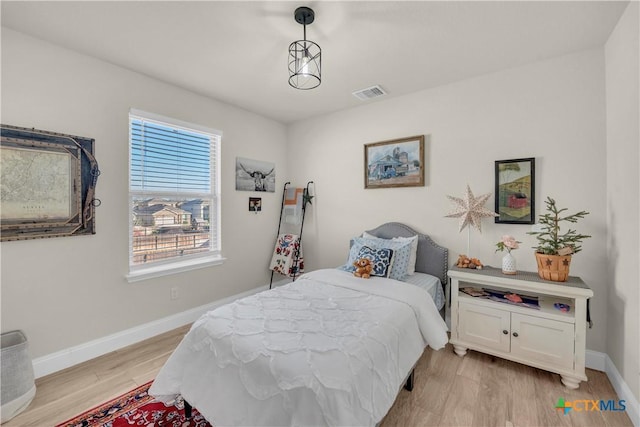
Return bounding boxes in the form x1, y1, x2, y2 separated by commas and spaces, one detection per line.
149, 222, 449, 426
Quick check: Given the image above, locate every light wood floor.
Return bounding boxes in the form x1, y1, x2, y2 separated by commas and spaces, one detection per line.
6, 326, 632, 427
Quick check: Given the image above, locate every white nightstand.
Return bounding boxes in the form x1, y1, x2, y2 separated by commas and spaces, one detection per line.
448, 266, 593, 389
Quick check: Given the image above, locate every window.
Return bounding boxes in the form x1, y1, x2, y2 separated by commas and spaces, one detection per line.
127, 109, 222, 282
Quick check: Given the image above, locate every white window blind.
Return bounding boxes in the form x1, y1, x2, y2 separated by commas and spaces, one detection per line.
128, 109, 222, 280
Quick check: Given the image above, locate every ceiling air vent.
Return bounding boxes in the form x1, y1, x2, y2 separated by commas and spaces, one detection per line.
352, 85, 387, 101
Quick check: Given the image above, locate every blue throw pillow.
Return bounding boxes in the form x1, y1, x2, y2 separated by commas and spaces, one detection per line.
356, 246, 394, 277
339, 238, 370, 272
339, 236, 412, 281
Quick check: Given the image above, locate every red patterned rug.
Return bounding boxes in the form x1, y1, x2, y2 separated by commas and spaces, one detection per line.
56, 381, 212, 427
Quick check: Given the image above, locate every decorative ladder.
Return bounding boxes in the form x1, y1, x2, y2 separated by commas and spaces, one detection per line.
269, 181, 314, 289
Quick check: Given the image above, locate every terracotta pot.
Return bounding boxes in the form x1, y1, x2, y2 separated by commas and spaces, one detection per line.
535, 252, 572, 282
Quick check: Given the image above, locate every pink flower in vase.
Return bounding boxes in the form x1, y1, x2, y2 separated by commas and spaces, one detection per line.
495, 235, 521, 254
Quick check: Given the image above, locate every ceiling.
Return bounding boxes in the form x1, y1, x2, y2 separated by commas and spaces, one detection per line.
1, 1, 628, 124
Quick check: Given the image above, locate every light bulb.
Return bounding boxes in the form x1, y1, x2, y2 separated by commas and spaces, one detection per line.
300, 49, 311, 75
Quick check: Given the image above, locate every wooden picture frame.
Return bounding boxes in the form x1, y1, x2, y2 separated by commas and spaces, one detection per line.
1, 124, 99, 241
495, 157, 535, 224
364, 135, 424, 189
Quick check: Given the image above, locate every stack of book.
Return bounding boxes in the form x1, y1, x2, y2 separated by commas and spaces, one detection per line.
460, 287, 540, 310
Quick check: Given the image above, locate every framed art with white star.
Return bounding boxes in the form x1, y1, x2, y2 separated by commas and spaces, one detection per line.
495, 157, 535, 224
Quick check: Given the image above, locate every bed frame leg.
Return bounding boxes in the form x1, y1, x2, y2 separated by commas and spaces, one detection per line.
404, 369, 414, 392
184, 399, 193, 420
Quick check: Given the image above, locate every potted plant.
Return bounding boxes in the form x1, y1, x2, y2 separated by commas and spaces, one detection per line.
528, 197, 590, 282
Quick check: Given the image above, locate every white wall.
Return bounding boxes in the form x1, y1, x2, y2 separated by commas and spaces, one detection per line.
605, 2, 640, 402
288, 49, 609, 353
0, 29, 287, 358
2, 18, 632, 385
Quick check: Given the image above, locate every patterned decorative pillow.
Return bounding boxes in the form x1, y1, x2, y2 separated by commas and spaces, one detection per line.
362, 232, 419, 275
339, 236, 413, 281
356, 246, 395, 278
394, 235, 419, 275
340, 238, 377, 272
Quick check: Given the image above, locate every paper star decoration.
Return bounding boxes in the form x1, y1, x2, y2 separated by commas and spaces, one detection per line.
446, 185, 498, 232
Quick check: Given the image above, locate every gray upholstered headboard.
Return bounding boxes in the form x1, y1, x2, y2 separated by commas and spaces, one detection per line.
364, 222, 449, 287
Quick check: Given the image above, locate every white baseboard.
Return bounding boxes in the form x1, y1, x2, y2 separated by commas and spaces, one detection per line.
605, 354, 640, 427
271, 278, 293, 288
586, 349, 607, 371
32, 285, 266, 379
586, 349, 638, 426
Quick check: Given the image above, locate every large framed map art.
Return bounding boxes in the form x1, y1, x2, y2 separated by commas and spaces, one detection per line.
1, 125, 100, 241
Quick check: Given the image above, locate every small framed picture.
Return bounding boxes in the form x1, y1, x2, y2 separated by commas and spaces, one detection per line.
249, 197, 262, 212
364, 135, 424, 189
495, 157, 535, 224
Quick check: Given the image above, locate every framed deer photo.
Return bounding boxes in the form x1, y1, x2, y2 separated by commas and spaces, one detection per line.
235, 157, 275, 192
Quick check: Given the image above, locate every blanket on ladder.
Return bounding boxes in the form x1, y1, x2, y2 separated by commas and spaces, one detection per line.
269, 234, 304, 277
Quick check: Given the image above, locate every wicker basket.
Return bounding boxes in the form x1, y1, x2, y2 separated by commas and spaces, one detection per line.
535, 252, 572, 282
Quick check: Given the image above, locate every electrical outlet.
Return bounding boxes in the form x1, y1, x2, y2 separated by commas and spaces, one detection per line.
170, 287, 179, 300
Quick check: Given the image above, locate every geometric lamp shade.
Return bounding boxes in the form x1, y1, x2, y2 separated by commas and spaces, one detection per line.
288, 40, 321, 89
288, 6, 321, 90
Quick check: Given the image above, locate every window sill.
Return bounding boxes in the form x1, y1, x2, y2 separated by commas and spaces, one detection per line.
126, 255, 225, 283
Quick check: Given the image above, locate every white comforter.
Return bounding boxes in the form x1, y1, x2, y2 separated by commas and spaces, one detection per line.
150, 269, 449, 426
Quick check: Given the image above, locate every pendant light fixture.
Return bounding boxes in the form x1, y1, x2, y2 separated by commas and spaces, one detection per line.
288, 6, 321, 90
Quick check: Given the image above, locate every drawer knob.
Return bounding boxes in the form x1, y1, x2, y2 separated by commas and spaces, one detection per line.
512, 332, 519, 337
502, 330, 508, 335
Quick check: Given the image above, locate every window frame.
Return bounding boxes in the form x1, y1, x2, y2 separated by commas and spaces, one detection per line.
126, 109, 223, 283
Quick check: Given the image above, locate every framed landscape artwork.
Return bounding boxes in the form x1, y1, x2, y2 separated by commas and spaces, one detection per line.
495, 157, 535, 224
364, 135, 424, 189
